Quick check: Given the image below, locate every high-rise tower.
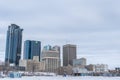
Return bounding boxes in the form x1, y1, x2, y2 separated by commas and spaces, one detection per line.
5, 24, 23, 65
63, 44, 76, 66
23, 40, 41, 61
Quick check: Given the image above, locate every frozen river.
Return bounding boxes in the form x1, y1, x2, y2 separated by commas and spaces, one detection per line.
1, 76, 120, 80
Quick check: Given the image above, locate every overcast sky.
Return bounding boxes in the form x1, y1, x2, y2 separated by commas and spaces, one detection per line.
0, 0, 120, 69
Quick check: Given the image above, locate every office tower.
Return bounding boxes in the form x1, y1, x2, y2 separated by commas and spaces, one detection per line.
41, 45, 60, 72
53, 46, 61, 67
63, 44, 76, 66
23, 40, 41, 61
53, 45, 60, 59
5, 24, 23, 65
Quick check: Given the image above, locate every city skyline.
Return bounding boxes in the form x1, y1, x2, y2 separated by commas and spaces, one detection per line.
0, 0, 120, 69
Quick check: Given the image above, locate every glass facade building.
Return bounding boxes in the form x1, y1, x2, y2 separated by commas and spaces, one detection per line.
23, 40, 41, 61
43, 45, 52, 51
5, 24, 23, 65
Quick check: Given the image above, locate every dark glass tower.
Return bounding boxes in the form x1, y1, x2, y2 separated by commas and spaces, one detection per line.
23, 40, 41, 61
5, 24, 23, 66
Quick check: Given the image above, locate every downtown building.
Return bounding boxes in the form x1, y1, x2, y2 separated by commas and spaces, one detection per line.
23, 40, 41, 61
5, 24, 23, 66
63, 44, 76, 66
73, 58, 87, 67
41, 45, 61, 72
20, 40, 43, 72
52, 45, 61, 67
93, 64, 108, 73
19, 56, 45, 72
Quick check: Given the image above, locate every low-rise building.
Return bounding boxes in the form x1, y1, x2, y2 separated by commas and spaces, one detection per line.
19, 56, 45, 72
57, 65, 73, 75
73, 58, 86, 67
93, 64, 108, 73
72, 65, 93, 76
86, 64, 108, 73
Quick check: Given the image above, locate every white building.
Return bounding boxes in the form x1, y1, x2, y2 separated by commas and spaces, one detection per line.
93, 64, 108, 73
41, 45, 60, 72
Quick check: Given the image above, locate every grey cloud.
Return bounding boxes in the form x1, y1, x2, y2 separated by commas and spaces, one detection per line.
0, 0, 120, 68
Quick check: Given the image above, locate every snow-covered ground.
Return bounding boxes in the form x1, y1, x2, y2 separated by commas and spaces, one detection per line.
1, 76, 120, 80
